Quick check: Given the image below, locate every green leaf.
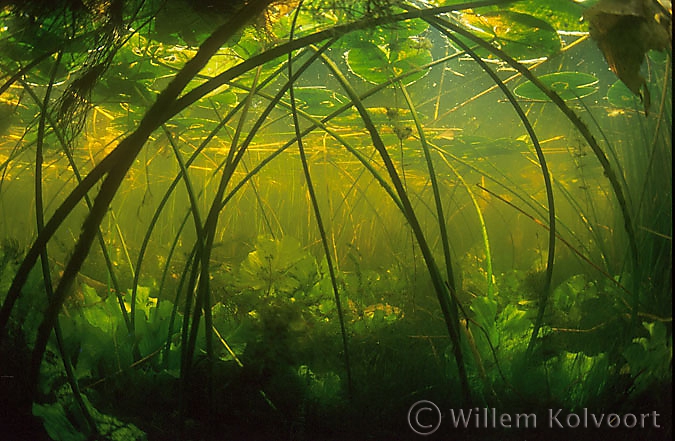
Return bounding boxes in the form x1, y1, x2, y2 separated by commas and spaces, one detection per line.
80, 283, 101, 307
552, 274, 587, 312
390, 38, 433, 85
623, 322, 672, 395
345, 24, 432, 85
292, 87, 349, 117
33, 402, 87, 441
457, 11, 561, 60
129, 284, 154, 318
607, 80, 639, 109
238, 236, 318, 295
472, 296, 497, 324
471, 296, 499, 345
514, 72, 598, 101
341, 20, 429, 50
81, 296, 116, 332
346, 41, 391, 84
506, 0, 586, 32
499, 304, 530, 336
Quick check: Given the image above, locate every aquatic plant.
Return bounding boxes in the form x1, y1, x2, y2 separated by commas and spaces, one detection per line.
0, 0, 671, 439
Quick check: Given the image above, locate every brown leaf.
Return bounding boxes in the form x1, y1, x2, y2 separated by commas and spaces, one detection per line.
583, 0, 672, 114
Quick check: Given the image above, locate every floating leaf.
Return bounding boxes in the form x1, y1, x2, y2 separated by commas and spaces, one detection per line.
346, 42, 393, 84
342, 19, 429, 50
514, 72, 598, 101
345, 32, 432, 85
435, 134, 528, 158
506, 0, 586, 32
457, 11, 562, 60
293, 87, 349, 117
390, 38, 433, 84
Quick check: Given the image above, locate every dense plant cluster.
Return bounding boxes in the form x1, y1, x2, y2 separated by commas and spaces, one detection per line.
0, 0, 671, 439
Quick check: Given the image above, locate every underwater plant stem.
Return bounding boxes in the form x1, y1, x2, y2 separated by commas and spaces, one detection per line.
288, 1, 352, 398
4, 0, 277, 404
436, 34, 589, 120
399, 82, 468, 300
1, 1, 513, 344
136, 60, 288, 315
181, 40, 336, 427
425, 18, 556, 353
318, 50, 472, 406
33, 51, 98, 435
219, 41, 489, 226
182, 66, 266, 410
110, 210, 135, 278
442, 152, 494, 297
433, 45, 449, 121
636, 55, 671, 223
403, 82, 493, 394
129, 124, 203, 343
182, 75, 262, 426
28, 138, 138, 403
429, 13, 641, 333
16, 79, 133, 336
476, 184, 634, 300
184, 69, 264, 423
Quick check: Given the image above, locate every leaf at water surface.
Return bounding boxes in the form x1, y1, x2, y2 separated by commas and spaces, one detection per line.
505, 0, 586, 32
514, 72, 599, 101
346, 37, 432, 85
342, 19, 429, 50
457, 11, 561, 60
293, 87, 349, 117
583, 0, 671, 112
346, 42, 391, 84
434, 134, 528, 158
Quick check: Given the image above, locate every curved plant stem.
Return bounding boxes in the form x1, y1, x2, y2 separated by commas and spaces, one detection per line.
181, 71, 261, 426
425, 17, 556, 353
428, 13, 640, 332
476, 184, 634, 302
33, 51, 98, 435
317, 49, 471, 405
180, 40, 336, 428
128, 125, 203, 342
132, 58, 291, 316
1, 1, 500, 341
16, 75, 135, 433
1, 0, 278, 403
287, 2, 352, 397
400, 83, 472, 297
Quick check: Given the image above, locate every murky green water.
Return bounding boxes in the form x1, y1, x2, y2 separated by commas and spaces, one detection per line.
0, 1, 671, 440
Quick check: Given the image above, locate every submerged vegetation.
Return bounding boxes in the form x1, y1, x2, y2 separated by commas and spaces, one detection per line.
0, 0, 671, 439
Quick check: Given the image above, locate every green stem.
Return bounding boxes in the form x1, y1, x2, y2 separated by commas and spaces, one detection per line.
318, 49, 471, 405
429, 13, 639, 333
34, 51, 98, 435
288, 1, 352, 397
